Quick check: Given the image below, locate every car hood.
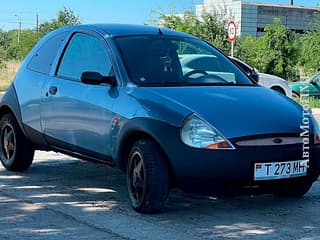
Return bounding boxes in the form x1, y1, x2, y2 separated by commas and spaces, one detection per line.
289, 81, 308, 91
143, 86, 303, 139
289, 81, 308, 86
259, 73, 287, 82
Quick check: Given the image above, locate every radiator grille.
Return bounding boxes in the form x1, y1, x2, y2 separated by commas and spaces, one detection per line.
236, 137, 302, 147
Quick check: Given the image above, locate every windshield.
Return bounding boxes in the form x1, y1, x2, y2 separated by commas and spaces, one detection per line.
114, 35, 255, 86
307, 72, 320, 83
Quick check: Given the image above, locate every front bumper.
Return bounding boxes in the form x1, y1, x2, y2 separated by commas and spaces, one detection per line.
163, 134, 320, 195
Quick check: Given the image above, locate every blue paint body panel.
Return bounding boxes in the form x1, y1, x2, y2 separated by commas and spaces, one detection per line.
143, 86, 303, 138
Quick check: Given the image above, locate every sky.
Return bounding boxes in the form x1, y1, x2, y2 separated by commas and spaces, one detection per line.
0, 0, 319, 30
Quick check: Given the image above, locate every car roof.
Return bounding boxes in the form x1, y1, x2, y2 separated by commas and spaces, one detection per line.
55, 23, 196, 38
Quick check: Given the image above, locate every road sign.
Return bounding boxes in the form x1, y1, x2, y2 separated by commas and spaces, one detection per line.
228, 21, 237, 42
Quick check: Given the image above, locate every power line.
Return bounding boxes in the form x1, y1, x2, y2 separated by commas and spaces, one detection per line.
0, 11, 41, 31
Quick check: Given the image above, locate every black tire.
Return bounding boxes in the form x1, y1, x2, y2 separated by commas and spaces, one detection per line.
0, 113, 34, 171
292, 92, 300, 99
271, 86, 286, 95
275, 179, 313, 198
127, 139, 169, 214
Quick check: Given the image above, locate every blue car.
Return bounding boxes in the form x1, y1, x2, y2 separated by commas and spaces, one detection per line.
0, 24, 319, 213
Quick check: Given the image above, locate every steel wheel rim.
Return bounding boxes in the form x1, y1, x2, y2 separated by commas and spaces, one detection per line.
1, 123, 16, 161
128, 151, 146, 207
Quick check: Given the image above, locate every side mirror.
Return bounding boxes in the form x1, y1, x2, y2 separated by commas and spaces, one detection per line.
81, 71, 117, 86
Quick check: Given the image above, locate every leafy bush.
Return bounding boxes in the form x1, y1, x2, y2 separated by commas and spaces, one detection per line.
295, 96, 320, 108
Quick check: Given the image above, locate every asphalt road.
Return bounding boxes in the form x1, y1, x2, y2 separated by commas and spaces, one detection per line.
0, 151, 319, 240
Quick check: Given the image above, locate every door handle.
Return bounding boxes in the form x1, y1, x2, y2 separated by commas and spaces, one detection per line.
48, 86, 58, 95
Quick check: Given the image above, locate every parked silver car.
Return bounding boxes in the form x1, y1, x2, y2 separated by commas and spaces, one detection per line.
230, 57, 292, 98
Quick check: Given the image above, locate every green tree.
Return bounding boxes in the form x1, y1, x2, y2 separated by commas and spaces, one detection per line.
4, 30, 20, 60
0, 29, 13, 62
234, 36, 259, 67
18, 30, 38, 59
2, 7, 81, 61
39, 7, 81, 37
261, 18, 298, 79
0, 46, 5, 68
199, 12, 229, 53
159, 10, 229, 53
3, 29, 37, 60
0, 30, 5, 68
159, 11, 197, 33
300, 14, 320, 74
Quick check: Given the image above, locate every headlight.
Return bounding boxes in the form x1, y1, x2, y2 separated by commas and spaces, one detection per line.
180, 114, 234, 149
311, 114, 320, 144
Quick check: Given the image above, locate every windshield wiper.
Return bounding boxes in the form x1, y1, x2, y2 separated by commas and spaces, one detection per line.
160, 81, 254, 87
136, 81, 255, 87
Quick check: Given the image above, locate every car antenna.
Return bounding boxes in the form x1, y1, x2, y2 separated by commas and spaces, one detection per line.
158, 28, 163, 35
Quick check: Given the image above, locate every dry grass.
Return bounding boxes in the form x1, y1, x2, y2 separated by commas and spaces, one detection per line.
0, 60, 21, 91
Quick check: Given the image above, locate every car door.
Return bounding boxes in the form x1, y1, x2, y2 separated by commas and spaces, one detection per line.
41, 32, 117, 160
308, 77, 320, 98
14, 30, 69, 141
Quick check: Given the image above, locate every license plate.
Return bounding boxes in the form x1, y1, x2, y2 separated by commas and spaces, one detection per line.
254, 160, 308, 181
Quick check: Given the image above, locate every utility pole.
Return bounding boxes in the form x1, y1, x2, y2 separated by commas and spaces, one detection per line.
14, 14, 21, 45
36, 12, 39, 39
19, 18, 21, 44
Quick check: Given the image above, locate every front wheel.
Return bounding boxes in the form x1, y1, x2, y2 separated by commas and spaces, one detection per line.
127, 139, 169, 213
292, 92, 300, 99
0, 113, 35, 171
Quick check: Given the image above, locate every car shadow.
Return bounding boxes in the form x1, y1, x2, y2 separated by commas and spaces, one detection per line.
0, 151, 319, 239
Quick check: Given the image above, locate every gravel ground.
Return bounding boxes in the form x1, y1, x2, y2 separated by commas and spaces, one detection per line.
0, 151, 319, 240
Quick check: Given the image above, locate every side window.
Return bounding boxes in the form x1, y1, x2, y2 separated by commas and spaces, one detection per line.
27, 31, 69, 75
57, 33, 112, 81
312, 73, 320, 84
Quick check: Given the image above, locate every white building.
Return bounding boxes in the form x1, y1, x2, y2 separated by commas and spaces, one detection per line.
196, 0, 320, 37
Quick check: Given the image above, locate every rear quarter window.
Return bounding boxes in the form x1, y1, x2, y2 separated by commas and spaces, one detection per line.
27, 31, 69, 75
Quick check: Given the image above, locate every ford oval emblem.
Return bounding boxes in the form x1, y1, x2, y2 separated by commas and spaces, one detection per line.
273, 138, 283, 144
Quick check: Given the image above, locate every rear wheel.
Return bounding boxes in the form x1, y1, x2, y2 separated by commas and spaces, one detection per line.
0, 113, 34, 171
275, 179, 313, 197
271, 86, 286, 95
292, 92, 300, 99
127, 139, 169, 213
